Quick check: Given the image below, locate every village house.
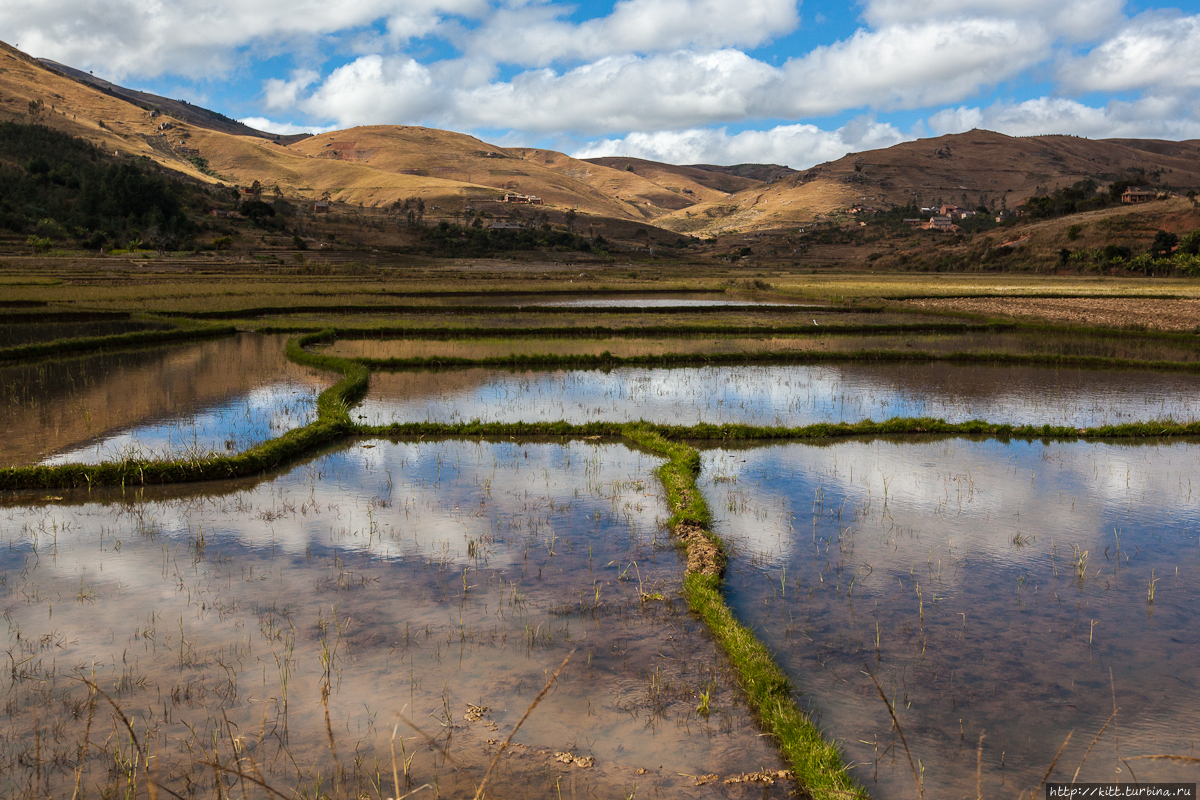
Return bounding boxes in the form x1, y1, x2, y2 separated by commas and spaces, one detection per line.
924, 216, 960, 232
938, 204, 976, 220
314, 201, 331, 213
1121, 186, 1156, 204
504, 192, 543, 205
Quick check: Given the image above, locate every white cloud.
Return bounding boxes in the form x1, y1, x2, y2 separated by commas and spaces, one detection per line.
1058, 11, 1200, 93
453, 49, 779, 133
928, 95, 1200, 140
861, 0, 1125, 42
263, 69, 321, 110
0, 0, 485, 79
572, 117, 910, 169
238, 116, 338, 135
297, 15, 1054, 135
460, 0, 799, 68
298, 55, 443, 124
776, 18, 1048, 114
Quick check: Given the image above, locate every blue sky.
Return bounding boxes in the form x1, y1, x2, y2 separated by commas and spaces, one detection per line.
4, 0, 1199, 167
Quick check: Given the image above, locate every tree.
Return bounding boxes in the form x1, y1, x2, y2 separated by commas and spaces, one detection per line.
240, 199, 276, 223
565, 208, 577, 233
1179, 231, 1200, 256
1149, 229, 1178, 259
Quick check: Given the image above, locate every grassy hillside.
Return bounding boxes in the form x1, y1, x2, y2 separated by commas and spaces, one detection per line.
659, 130, 1200, 236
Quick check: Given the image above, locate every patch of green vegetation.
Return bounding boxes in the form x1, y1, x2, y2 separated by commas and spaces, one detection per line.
0, 120, 199, 250
257, 321, 1006, 339
342, 346, 1200, 372
0, 324, 235, 364
406, 221, 608, 257
174, 303, 883, 320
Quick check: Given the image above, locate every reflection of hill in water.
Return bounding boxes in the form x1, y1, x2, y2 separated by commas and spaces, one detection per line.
364, 367, 499, 406
0, 334, 326, 466
842, 361, 1200, 416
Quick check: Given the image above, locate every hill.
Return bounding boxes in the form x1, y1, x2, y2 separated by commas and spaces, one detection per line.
658, 129, 1200, 235
36, 59, 311, 144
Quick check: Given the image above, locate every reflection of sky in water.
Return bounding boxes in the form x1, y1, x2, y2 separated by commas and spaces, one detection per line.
43, 382, 321, 464
700, 439, 1200, 798
0, 441, 787, 796
358, 363, 1200, 428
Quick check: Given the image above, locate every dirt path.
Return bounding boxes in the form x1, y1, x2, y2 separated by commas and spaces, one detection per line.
903, 297, 1200, 331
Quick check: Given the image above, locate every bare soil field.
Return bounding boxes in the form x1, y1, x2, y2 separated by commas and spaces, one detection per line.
903, 296, 1200, 330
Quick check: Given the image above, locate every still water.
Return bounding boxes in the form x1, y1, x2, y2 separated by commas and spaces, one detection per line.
700, 438, 1200, 798
0, 334, 328, 466
355, 363, 1200, 429
0, 440, 786, 798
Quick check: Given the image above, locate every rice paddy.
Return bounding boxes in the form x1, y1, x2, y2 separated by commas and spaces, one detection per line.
3, 268, 1200, 799
0, 439, 788, 798
699, 438, 1200, 798
0, 334, 328, 467
355, 363, 1200, 429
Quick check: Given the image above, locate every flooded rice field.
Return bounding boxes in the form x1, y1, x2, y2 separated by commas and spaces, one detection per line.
0, 334, 328, 467
324, 329, 1200, 364
0, 319, 172, 348
699, 438, 1200, 798
253, 309, 910, 329
355, 362, 1200, 428
0, 440, 786, 799
535, 298, 812, 308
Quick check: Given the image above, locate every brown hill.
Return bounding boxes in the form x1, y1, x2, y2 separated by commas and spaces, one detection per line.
36, 58, 311, 144
0, 41, 216, 181
659, 129, 1200, 235
686, 163, 799, 184
583, 156, 765, 197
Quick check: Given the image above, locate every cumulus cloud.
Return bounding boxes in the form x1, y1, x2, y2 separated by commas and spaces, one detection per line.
263, 69, 321, 110
298, 55, 444, 124
238, 116, 338, 135
1058, 11, 1200, 92
928, 95, 1200, 140
297, 14, 1059, 134
572, 117, 910, 169
459, 0, 798, 67
0, 0, 485, 79
776, 17, 1049, 114
860, 0, 1125, 42
452, 50, 779, 133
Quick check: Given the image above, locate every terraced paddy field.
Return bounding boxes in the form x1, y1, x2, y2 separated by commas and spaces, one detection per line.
3, 264, 1200, 800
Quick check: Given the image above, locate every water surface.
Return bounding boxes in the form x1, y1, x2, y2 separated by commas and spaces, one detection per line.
0, 440, 787, 798
700, 438, 1200, 798
355, 362, 1200, 429
0, 333, 328, 466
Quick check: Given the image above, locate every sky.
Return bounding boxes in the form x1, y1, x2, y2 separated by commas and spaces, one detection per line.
4, 0, 1199, 168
